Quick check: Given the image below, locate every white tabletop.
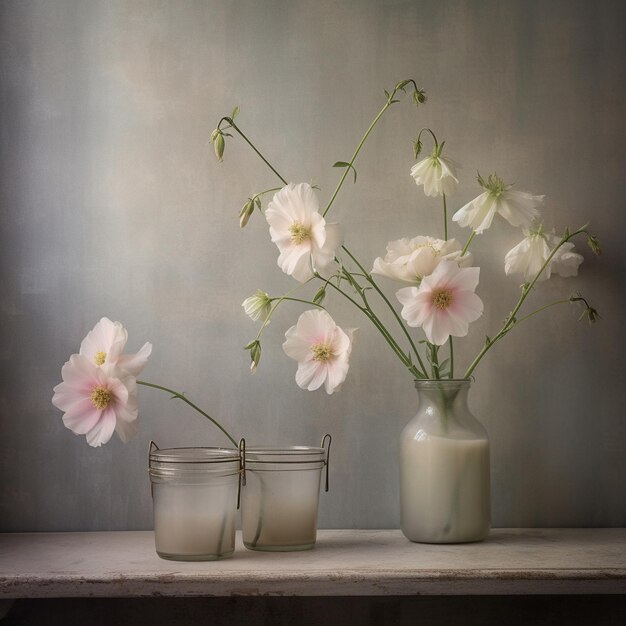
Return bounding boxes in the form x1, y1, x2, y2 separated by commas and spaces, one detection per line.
1, 529, 625, 597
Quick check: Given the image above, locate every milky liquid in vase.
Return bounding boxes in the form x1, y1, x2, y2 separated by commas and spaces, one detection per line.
400, 435, 490, 543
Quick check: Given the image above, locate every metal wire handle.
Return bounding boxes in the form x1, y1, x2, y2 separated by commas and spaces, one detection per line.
237, 437, 246, 509
148, 440, 159, 499
321, 433, 332, 492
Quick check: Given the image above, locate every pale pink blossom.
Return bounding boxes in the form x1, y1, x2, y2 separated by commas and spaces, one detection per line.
52, 354, 138, 447
372, 236, 472, 284
396, 260, 483, 345
282, 309, 355, 394
265, 183, 340, 282
80, 317, 152, 376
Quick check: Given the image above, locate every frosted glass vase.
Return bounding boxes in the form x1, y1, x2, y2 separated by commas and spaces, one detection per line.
400, 379, 490, 543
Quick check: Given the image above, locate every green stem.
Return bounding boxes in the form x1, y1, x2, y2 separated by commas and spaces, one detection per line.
443, 193, 448, 241
273, 296, 327, 310
513, 299, 571, 327
461, 231, 476, 256
463, 227, 590, 378
322, 87, 407, 218
255, 280, 312, 342
340, 245, 428, 377
448, 337, 454, 379
218, 117, 287, 185
324, 279, 421, 378
416, 127, 440, 150
137, 380, 237, 447
430, 344, 440, 379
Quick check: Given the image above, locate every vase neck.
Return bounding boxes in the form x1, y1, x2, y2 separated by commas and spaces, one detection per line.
414, 380, 471, 423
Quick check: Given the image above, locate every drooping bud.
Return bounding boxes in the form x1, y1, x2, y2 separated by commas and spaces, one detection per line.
587, 233, 601, 255
242, 291, 272, 322
413, 89, 427, 106
239, 198, 255, 228
211, 129, 225, 162
312, 285, 326, 305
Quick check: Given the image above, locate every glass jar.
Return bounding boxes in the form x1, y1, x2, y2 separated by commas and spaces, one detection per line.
241, 436, 331, 552
400, 380, 490, 544
148, 443, 241, 561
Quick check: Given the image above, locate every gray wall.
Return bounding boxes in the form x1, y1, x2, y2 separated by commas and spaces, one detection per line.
0, 0, 624, 532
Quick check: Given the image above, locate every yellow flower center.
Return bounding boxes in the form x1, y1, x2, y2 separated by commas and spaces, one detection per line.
90, 386, 112, 410
94, 351, 107, 366
432, 289, 453, 310
311, 343, 332, 362
289, 221, 311, 245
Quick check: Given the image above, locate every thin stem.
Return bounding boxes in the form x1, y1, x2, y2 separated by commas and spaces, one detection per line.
137, 380, 237, 447
430, 344, 440, 379
323, 86, 411, 218
511, 299, 571, 327
416, 127, 440, 150
461, 231, 476, 257
255, 280, 312, 342
341, 245, 428, 377
274, 296, 327, 310
218, 117, 287, 185
463, 227, 589, 378
324, 279, 421, 378
448, 337, 454, 379
442, 193, 448, 241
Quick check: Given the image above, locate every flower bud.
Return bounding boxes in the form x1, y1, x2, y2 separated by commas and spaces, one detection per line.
239, 198, 255, 228
413, 89, 427, 106
211, 129, 225, 161
312, 285, 326, 305
242, 291, 272, 322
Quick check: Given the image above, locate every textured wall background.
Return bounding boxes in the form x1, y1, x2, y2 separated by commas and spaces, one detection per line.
0, 0, 624, 532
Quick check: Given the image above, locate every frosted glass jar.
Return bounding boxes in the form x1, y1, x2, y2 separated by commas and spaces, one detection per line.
400, 380, 490, 544
148, 444, 241, 561
241, 438, 331, 552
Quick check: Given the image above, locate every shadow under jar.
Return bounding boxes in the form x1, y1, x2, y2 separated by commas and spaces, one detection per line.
241, 440, 330, 552
148, 445, 241, 561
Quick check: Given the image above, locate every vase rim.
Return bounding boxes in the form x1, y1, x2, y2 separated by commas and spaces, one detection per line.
414, 378, 472, 388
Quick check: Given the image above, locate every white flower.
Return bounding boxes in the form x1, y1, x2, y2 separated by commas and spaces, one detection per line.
396, 260, 483, 346
52, 355, 139, 447
410, 154, 459, 197
80, 317, 152, 376
372, 236, 472, 284
265, 183, 341, 282
505, 227, 584, 282
551, 242, 584, 277
242, 290, 272, 322
452, 174, 544, 233
282, 309, 355, 395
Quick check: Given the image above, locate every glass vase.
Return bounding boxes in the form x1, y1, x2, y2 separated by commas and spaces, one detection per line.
241, 436, 331, 551
148, 444, 242, 561
400, 380, 490, 543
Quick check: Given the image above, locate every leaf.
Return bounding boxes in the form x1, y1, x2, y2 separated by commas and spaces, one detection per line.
231, 106, 240, 120
255, 197, 262, 210
312, 286, 326, 305
384, 89, 390, 99
333, 161, 357, 183
244, 339, 258, 350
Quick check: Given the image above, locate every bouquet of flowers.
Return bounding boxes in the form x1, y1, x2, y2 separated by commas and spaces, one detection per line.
211, 79, 600, 393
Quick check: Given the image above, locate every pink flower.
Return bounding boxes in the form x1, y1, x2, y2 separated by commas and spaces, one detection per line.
265, 183, 341, 282
80, 317, 152, 376
282, 309, 355, 394
396, 260, 484, 345
52, 355, 138, 447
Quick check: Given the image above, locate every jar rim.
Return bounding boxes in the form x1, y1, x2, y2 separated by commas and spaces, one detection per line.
149, 446, 240, 465
245, 445, 326, 464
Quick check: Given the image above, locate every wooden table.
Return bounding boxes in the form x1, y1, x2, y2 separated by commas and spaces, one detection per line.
1, 529, 625, 597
